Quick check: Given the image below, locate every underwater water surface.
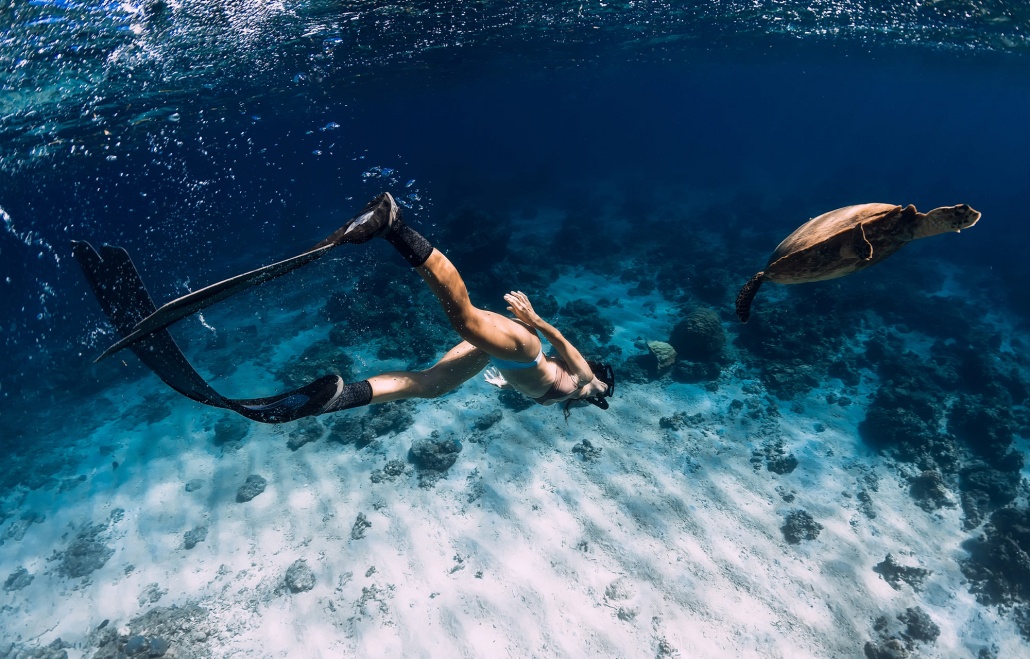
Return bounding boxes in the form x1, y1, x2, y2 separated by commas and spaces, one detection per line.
2, 1, 1030, 657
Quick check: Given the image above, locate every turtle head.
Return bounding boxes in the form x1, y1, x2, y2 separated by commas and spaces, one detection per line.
913, 204, 981, 240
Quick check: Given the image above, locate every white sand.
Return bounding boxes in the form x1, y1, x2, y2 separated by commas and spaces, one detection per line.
0, 266, 1024, 658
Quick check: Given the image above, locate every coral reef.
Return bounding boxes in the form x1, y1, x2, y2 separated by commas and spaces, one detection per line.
735, 285, 862, 399
472, 410, 503, 433
370, 460, 407, 484
409, 433, 462, 488
616, 358, 649, 385
498, 389, 534, 412
409, 435, 462, 472
752, 438, 798, 475
959, 462, 1021, 529
859, 371, 955, 472
350, 513, 372, 540
782, 509, 822, 544
898, 607, 940, 643
949, 395, 1019, 465
1, 511, 45, 545
873, 554, 932, 591
963, 506, 1030, 609
88, 604, 212, 659
863, 606, 941, 658
329, 400, 415, 447
908, 470, 955, 512
212, 416, 249, 448
659, 412, 702, 431
669, 359, 722, 384
859, 315, 1028, 530
183, 526, 207, 550
275, 340, 355, 389
3, 567, 33, 592
550, 201, 624, 271
286, 418, 323, 451
557, 299, 615, 357
0, 638, 71, 659
646, 340, 677, 373
55, 521, 114, 579
322, 262, 451, 365
668, 308, 725, 362
284, 559, 316, 593
572, 438, 602, 461
236, 475, 267, 503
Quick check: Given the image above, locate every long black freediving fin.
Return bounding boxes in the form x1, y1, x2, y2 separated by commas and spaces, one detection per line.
72, 241, 343, 423
92, 194, 397, 362
93, 243, 334, 363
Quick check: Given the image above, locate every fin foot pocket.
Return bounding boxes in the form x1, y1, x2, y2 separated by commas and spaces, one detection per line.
313, 192, 398, 249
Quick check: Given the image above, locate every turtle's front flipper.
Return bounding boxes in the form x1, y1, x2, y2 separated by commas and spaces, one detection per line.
735, 272, 765, 323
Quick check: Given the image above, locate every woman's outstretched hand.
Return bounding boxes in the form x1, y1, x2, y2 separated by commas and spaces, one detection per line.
483, 367, 509, 389
504, 290, 544, 328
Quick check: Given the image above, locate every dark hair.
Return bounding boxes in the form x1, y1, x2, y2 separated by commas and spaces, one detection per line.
562, 361, 616, 420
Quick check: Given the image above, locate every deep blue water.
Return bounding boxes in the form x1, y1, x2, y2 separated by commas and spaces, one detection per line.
4, 49, 1029, 357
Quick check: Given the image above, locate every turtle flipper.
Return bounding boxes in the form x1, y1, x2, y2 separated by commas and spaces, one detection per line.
735, 272, 764, 323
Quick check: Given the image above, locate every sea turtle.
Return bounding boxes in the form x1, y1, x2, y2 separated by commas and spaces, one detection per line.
735, 203, 981, 323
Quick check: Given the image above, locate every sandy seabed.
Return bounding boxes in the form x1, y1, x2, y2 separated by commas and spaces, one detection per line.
1, 263, 1025, 659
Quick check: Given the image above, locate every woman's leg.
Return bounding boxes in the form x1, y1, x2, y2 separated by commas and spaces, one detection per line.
367, 196, 540, 362
415, 250, 541, 361
320, 340, 487, 414
317, 195, 538, 416
367, 340, 490, 403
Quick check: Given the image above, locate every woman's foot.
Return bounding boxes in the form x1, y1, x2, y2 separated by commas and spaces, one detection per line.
316, 192, 398, 247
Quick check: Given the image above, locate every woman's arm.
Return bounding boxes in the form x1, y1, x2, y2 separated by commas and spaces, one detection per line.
504, 291, 595, 384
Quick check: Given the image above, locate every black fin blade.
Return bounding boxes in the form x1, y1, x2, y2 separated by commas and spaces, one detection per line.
95, 244, 334, 362
73, 241, 231, 408
73, 241, 345, 424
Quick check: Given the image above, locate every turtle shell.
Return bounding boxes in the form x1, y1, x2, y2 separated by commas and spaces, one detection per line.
764, 203, 915, 284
